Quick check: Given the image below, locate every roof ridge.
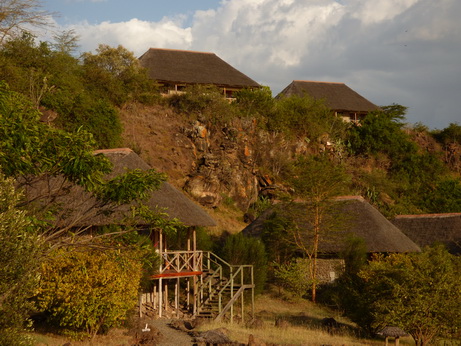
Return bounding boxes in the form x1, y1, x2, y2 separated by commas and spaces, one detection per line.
293, 80, 346, 85
148, 47, 215, 55
395, 213, 461, 219
93, 148, 133, 155
333, 195, 365, 201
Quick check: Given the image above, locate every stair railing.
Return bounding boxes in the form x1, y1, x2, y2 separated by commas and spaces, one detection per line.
196, 252, 254, 322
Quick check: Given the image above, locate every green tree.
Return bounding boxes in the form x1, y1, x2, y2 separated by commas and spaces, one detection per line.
0, 81, 168, 338
82, 44, 158, 106
0, 173, 44, 344
350, 246, 461, 345
348, 104, 415, 158
234, 86, 274, 121
269, 94, 347, 141
433, 122, 461, 145
219, 233, 267, 295
168, 84, 236, 124
286, 155, 350, 302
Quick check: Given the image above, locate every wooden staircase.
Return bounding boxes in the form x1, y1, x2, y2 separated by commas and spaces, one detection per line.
196, 252, 255, 322
146, 250, 254, 322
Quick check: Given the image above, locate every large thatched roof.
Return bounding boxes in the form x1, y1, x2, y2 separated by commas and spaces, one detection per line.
391, 213, 461, 254
138, 48, 260, 89
242, 196, 420, 253
276, 80, 380, 113
23, 148, 216, 228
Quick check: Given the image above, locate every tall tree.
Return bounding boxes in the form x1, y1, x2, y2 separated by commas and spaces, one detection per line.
0, 0, 51, 44
287, 155, 349, 302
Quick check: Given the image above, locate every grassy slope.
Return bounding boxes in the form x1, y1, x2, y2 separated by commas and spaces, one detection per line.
198, 288, 415, 345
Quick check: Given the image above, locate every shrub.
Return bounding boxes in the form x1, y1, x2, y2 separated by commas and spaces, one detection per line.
334, 246, 461, 342
218, 233, 268, 295
82, 44, 159, 107
35, 244, 144, 338
0, 173, 43, 345
273, 258, 311, 298
233, 86, 274, 121
269, 94, 347, 141
347, 105, 415, 159
433, 122, 461, 145
167, 84, 237, 124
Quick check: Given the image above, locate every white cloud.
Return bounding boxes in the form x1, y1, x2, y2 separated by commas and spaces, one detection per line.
45, 0, 461, 128
69, 17, 192, 56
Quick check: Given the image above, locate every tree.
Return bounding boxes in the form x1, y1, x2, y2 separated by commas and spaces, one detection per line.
269, 94, 347, 141
0, 173, 44, 344
286, 155, 350, 302
219, 233, 268, 295
0, 0, 51, 44
347, 104, 415, 158
82, 44, 158, 106
355, 246, 461, 345
52, 29, 80, 54
0, 81, 169, 337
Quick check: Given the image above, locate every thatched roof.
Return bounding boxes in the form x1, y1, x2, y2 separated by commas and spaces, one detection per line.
138, 48, 260, 89
241, 196, 420, 253
23, 148, 216, 228
391, 213, 461, 254
276, 80, 380, 113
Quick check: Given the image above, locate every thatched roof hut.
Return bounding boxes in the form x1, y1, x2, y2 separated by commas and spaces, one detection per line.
23, 148, 216, 229
391, 213, 461, 254
378, 326, 409, 346
242, 196, 420, 254
138, 48, 260, 95
276, 80, 380, 123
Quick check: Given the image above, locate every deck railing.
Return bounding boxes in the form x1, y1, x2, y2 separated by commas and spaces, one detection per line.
159, 250, 203, 273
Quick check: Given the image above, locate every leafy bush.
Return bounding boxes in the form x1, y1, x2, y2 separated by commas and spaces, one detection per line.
433, 122, 461, 145
334, 246, 461, 343
82, 44, 159, 107
233, 86, 274, 121
417, 178, 461, 213
167, 84, 237, 124
0, 174, 43, 345
218, 233, 267, 295
269, 95, 347, 141
35, 244, 145, 338
347, 106, 416, 159
273, 258, 311, 298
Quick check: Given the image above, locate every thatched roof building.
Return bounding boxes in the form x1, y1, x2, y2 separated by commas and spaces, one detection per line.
23, 148, 216, 229
391, 213, 461, 254
242, 196, 420, 254
138, 48, 260, 98
276, 80, 380, 123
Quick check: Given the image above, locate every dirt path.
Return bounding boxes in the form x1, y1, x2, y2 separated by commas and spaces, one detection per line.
148, 318, 194, 346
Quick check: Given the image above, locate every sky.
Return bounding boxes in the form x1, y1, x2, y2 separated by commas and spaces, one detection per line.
39, 0, 461, 129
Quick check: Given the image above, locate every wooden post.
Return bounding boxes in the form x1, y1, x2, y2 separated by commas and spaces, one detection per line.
251, 266, 255, 319
175, 278, 180, 318
158, 230, 163, 317
192, 227, 198, 316
164, 281, 169, 312
187, 228, 191, 309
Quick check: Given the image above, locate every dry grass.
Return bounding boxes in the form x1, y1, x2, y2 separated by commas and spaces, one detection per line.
197, 290, 415, 345
207, 204, 248, 235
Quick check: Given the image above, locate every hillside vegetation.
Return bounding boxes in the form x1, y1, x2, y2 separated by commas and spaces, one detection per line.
2, 31, 461, 345
2, 33, 461, 223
